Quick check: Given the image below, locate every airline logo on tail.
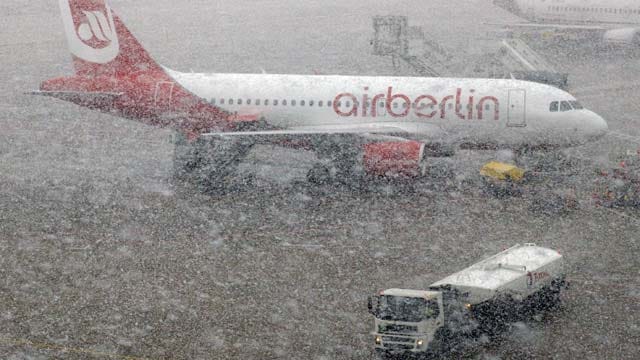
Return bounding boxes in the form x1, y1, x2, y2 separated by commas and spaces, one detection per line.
59, 0, 119, 64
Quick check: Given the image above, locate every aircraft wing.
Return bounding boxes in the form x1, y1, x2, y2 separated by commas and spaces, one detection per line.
199, 123, 454, 165
485, 21, 606, 31
200, 123, 451, 156
201, 122, 448, 143
201, 124, 411, 138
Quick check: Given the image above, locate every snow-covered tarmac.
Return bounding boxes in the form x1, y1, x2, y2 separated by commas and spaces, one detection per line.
1, 1, 639, 358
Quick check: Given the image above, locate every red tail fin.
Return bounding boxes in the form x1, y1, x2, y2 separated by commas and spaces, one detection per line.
41, 0, 232, 139
59, 0, 162, 77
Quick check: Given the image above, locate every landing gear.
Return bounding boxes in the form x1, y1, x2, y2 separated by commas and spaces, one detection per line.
172, 133, 254, 195
305, 161, 367, 190
305, 134, 366, 187
306, 163, 333, 185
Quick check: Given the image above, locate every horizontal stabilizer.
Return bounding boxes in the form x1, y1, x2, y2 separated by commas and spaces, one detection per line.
28, 90, 123, 102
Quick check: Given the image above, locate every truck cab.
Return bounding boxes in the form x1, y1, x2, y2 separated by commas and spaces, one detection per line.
368, 289, 453, 355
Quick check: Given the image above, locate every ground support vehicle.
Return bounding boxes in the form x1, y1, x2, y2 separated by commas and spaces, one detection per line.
593, 160, 640, 209
368, 244, 567, 358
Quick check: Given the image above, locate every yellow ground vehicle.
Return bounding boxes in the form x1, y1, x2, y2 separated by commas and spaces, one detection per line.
480, 161, 578, 213
480, 161, 526, 197
480, 161, 526, 181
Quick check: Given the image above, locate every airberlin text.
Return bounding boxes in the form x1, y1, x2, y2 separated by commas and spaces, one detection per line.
333, 87, 499, 120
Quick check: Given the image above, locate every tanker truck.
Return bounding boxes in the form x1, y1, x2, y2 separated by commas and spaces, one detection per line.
367, 244, 567, 358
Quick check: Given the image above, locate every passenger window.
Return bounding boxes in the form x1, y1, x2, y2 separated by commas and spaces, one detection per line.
549, 101, 559, 112
318, 101, 323, 107
448, 103, 453, 110
328, 101, 332, 107
264, 99, 269, 105
282, 100, 287, 106
309, 100, 314, 106
346, 101, 351, 107
291, 100, 296, 106
560, 101, 572, 112
379, 102, 384, 108
300, 100, 305, 106
256, 99, 260, 105
393, 102, 398, 108
246, 99, 251, 105
220, 98, 225, 105
337, 101, 341, 107
273, 100, 278, 106
237, 99, 242, 105
485, 104, 490, 111
210, 98, 216, 105
229, 99, 234, 105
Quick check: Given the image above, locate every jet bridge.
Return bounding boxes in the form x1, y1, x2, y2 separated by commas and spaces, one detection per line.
470, 35, 569, 89
371, 16, 453, 77
371, 16, 568, 88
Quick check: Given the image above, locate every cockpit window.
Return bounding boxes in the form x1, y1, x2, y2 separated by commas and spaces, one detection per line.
569, 100, 584, 110
551, 100, 584, 112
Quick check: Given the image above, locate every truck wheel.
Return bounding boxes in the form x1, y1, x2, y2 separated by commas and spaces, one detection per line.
430, 327, 453, 357
546, 287, 562, 310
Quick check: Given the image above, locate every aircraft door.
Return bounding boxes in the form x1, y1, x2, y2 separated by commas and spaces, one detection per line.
154, 81, 175, 108
624, 7, 634, 22
507, 89, 526, 127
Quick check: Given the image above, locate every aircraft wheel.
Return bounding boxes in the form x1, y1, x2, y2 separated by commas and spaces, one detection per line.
307, 163, 332, 185
172, 133, 200, 184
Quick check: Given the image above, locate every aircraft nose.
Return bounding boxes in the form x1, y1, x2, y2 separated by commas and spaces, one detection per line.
591, 111, 609, 136
587, 110, 609, 139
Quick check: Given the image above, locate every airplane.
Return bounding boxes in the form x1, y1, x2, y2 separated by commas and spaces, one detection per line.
492, 0, 640, 46
33, 0, 608, 186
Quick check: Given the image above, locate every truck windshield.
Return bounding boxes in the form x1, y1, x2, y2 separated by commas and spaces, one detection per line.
376, 296, 439, 322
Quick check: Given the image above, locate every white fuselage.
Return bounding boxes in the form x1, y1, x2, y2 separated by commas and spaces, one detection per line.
515, 0, 640, 25
168, 70, 608, 149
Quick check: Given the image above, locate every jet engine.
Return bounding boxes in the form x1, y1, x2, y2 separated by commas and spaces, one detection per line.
363, 141, 425, 177
603, 28, 640, 45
